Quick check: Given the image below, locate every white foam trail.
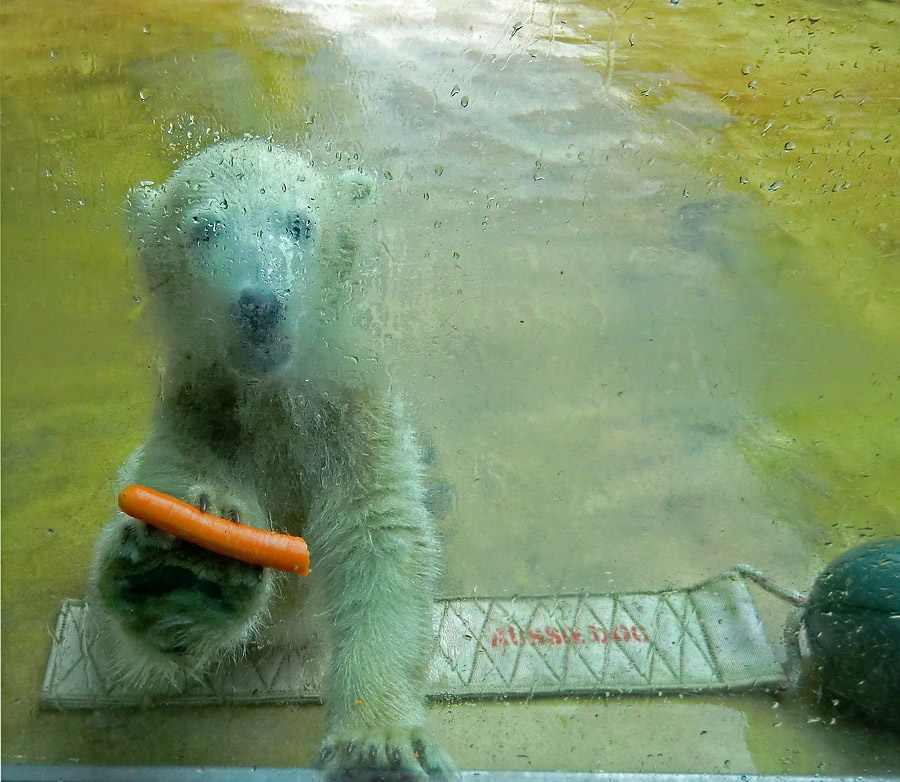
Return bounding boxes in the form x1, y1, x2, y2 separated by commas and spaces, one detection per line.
272, 0, 612, 69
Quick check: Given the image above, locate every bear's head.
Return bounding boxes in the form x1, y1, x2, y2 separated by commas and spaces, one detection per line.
128, 139, 377, 377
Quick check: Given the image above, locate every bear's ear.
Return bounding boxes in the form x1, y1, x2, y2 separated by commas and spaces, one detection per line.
338, 168, 377, 203
125, 183, 162, 243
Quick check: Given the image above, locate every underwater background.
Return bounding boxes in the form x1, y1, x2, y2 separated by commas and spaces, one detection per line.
2, 0, 899, 772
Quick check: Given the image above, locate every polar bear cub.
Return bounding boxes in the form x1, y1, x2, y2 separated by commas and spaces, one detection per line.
90, 139, 453, 779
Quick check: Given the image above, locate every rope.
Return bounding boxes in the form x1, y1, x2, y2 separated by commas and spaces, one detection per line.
732, 564, 807, 606
732, 564, 807, 688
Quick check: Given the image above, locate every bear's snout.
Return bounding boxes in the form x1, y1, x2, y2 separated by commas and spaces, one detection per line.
232, 285, 292, 373
237, 286, 284, 341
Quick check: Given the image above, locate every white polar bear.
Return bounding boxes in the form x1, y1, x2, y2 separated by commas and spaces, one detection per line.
90, 139, 453, 779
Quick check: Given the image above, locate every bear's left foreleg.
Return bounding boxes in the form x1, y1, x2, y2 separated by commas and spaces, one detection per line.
305, 434, 453, 780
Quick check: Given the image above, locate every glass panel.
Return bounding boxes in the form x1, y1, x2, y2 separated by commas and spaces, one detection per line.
2, 0, 898, 775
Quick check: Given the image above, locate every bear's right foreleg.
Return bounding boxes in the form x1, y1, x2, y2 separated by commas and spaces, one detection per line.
90, 433, 275, 683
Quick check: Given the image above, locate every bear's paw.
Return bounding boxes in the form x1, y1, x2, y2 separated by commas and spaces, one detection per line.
316, 731, 455, 782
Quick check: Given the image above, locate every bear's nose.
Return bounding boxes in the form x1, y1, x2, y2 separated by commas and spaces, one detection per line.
237, 286, 284, 339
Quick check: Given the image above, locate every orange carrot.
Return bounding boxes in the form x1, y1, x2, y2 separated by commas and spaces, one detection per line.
118, 484, 309, 576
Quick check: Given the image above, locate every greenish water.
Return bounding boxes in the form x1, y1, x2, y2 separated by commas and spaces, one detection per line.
2, 0, 899, 773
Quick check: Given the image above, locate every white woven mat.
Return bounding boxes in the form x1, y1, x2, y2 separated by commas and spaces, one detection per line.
41, 570, 786, 709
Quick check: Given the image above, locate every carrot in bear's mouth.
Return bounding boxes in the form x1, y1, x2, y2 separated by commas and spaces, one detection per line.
118, 484, 310, 576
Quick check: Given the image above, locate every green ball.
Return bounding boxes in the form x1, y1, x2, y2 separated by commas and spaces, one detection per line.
805, 538, 900, 730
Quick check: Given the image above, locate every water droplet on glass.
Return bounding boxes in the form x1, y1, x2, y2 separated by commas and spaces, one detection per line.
383, 171, 393, 181
768, 180, 784, 191
784, 141, 796, 151
434, 165, 444, 176
139, 90, 148, 101
741, 65, 751, 75
142, 25, 151, 34
50, 50, 58, 59
450, 85, 460, 97
460, 96, 469, 108
739, 176, 749, 185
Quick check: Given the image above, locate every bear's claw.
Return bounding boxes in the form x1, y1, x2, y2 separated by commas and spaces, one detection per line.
315, 733, 455, 782
189, 487, 245, 525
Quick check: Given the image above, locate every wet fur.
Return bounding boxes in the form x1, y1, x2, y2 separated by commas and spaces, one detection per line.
90, 139, 453, 779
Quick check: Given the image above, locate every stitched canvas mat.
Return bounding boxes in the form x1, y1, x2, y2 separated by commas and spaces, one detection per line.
41, 571, 786, 709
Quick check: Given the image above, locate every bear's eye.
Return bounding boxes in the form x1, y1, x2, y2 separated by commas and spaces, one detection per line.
289, 214, 312, 242
190, 214, 223, 245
